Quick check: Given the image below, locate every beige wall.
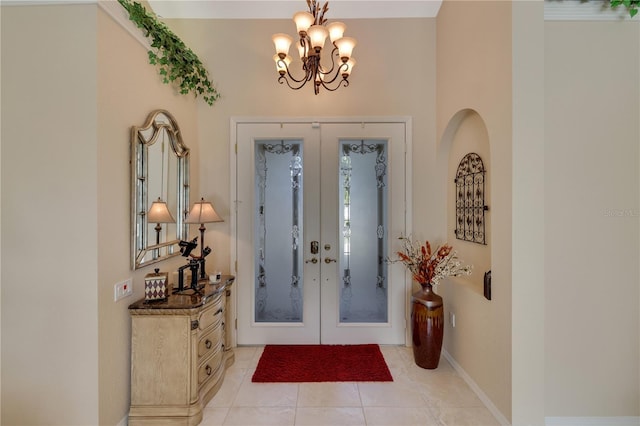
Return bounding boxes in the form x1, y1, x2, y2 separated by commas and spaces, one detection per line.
512, 2, 545, 424
1, 5, 99, 424
96, 8, 199, 425
1, 4, 200, 424
436, 1, 513, 421
544, 20, 640, 417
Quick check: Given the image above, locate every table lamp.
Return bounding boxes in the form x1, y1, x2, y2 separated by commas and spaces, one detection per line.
147, 197, 175, 257
185, 197, 223, 279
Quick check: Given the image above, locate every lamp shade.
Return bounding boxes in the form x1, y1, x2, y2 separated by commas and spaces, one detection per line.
327, 21, 346, 43
273, 54, 291, 74
272, 33, 293, 57
147, 198, 175, 223
307, 24, 328, 50
334, 36, 356, 60
185, 198, 223, 224
342, 58, 356, 76
293, 11, 314, 34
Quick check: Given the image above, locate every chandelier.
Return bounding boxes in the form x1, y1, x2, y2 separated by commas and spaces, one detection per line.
272, 0, 357, 95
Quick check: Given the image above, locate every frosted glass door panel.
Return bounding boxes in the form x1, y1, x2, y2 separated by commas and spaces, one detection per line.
339, 140, 388, 323
254, 140, 303, 322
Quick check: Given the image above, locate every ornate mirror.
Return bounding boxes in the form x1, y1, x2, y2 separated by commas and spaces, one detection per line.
131, 110, 190, 270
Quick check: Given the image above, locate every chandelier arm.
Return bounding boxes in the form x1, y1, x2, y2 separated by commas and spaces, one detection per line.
318, 77, 349, 92
318, 62, 349, 86
277, 58, 311, 84
317, 46, 340, 77
278, 74, 311, 91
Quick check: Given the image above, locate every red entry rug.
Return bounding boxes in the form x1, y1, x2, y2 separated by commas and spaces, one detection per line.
251, 344, 393, 383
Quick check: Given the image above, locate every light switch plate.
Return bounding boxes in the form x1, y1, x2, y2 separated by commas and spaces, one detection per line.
114, 278, 133, 301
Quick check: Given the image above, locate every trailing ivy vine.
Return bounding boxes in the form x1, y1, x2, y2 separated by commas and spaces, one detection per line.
118, 0, 220, 106
609, 0, 639, 17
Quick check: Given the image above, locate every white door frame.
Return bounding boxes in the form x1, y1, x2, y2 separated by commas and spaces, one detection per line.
229, 116, 413, 347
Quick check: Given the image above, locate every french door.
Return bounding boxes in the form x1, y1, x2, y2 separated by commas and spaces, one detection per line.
233, 119, 409, 345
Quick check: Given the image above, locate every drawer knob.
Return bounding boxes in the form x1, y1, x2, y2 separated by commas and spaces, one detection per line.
205, 365, 212, 376
214, 308, 223, 316
205, 339, 212, 349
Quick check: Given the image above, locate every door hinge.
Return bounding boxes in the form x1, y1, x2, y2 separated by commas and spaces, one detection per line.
235, 260, 238, 272
235, 318, 237, 330
235, 143, 238, 154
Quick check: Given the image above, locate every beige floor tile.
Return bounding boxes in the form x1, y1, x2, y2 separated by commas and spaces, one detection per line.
363, 406, 440, 426
419, 375, 484, 408
200, 407, 229, 426
297, 382, 361, 407
207, 367, 247, 408
294, 407, 366, 425
233, 379, 299, 407
428, 405, 502, 426
223, 406, 296, 425
232, 346, 259, 369
378, 345, 407, 370
358, 381, 428, 407
212, 346, 501, 426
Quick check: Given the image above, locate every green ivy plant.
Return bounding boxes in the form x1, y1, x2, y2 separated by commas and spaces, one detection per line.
608, 0, 639, 17
118, 0, 220, 106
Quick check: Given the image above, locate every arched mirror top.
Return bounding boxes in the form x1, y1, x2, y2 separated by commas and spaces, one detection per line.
135, 109, 190, 158
131, 109, 190, 270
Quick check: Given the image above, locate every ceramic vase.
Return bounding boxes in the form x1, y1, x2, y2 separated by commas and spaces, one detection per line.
411, 283, 444, 369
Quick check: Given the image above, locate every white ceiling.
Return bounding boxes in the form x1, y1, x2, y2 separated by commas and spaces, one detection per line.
147, 0, 443, 19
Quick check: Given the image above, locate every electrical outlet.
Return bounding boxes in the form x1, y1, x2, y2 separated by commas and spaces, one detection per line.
114, 278, 133, 301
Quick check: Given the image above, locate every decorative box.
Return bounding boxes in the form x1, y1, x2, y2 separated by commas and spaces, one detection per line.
145, 268, 168, 301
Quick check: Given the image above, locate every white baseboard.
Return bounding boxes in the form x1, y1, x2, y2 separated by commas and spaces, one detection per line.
546, 417, 640, 426
442, 350, 511, 426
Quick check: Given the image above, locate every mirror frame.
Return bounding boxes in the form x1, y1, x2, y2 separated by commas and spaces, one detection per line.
131, 109, 190, 270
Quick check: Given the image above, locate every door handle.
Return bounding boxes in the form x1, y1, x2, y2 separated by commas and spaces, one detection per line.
305, 257, 318, 264
324, 257, 337, 264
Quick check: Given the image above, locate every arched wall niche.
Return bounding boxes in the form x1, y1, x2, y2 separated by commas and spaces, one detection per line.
440, 108, 492, 295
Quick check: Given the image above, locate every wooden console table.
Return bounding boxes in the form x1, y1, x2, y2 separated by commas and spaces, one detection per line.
128, 276, 235, 426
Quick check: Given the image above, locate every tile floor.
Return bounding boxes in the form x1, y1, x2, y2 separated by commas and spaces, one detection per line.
201, 345, 502, 426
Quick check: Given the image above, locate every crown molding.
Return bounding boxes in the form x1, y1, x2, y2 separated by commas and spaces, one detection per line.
0, 0, 151, 49
147, 0, 442, 20
98, 0, 150, 49
545, 0, 637, 21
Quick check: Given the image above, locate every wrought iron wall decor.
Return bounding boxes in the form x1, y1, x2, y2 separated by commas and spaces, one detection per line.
454, 152, 488, 245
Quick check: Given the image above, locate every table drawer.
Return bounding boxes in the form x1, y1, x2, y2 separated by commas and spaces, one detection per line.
198, 346, 223, 386
197, 323, 223, 359
198, 295, 224, 332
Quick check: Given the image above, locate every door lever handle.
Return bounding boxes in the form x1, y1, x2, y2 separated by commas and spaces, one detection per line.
305, 257, 318, 264
324, 257, 337, 264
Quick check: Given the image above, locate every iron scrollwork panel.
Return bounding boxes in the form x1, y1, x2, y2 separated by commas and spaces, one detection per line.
455, 152, 488, 245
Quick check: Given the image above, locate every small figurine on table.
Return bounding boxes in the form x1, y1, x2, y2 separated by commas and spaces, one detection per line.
174, 238, 212, 294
